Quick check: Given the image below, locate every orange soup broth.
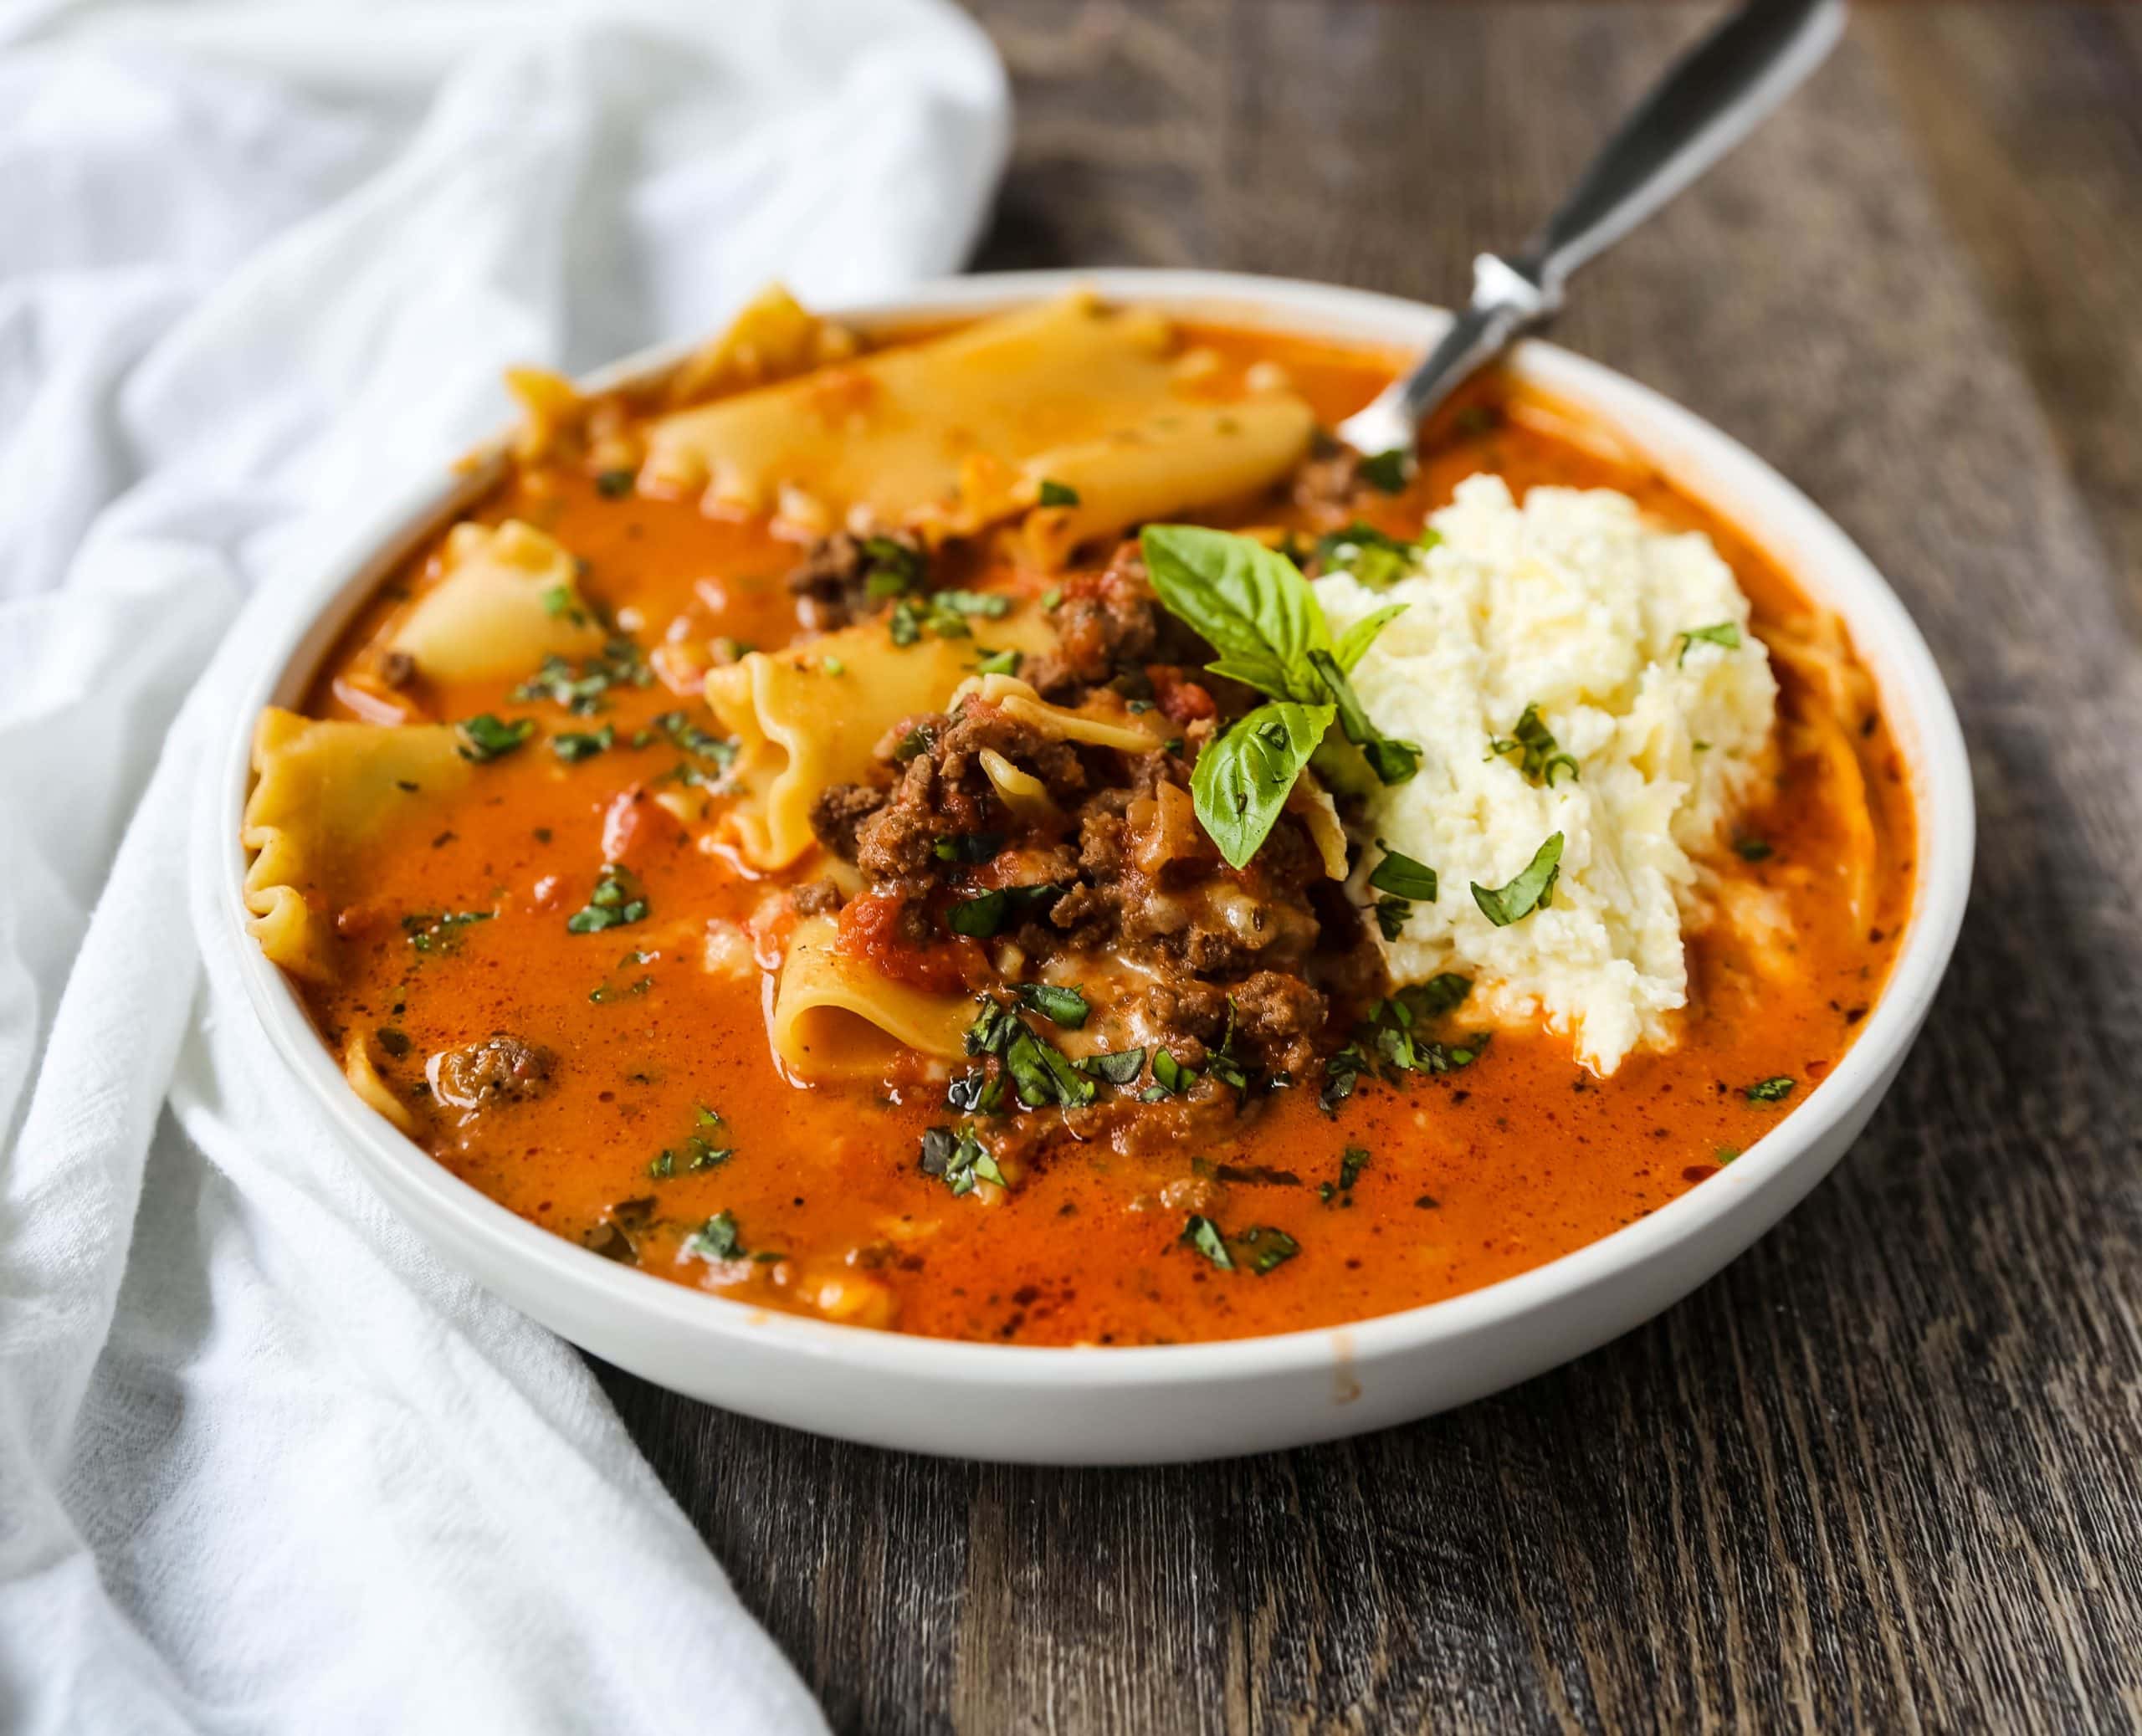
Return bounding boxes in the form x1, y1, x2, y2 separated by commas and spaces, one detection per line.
295, 323, 1915, 1346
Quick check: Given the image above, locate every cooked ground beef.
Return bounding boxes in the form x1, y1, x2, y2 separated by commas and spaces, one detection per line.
783, 528, 924, 632
377, 649, 417, 689
1291, 438, 1361, 519
791, 878, 844, 916
809, 785, 885, 862
851, 704, 1086, 883
433, 1036, 555, 1108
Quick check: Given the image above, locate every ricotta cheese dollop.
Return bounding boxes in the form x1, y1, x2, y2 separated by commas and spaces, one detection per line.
1316, 474, 1778, 1073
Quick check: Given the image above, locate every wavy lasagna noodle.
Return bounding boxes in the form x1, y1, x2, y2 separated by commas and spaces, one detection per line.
769, 915, 971, 1078
705, 610, 1058, 870
243, 709, 470, 981
642, 291, 1314, 558
388, 520, 603, 683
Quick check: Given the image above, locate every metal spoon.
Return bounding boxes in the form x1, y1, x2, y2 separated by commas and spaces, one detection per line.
1335, 0, 1847, 460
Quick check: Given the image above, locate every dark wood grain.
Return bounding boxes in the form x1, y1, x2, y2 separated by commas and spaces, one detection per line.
593, 7, 2142, 1729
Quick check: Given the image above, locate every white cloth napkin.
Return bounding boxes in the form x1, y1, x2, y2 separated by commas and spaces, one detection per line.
0, 3, 1007, 1729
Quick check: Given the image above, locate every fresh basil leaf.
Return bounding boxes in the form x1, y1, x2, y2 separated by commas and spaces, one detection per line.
1471, 832, 1564, 927
1368, 845, 1437, 902
920, 1123, 1007, 1196
1306, 649, 1418, 785
1202, 653, 1304, 701
1140, 525, 1330, 686
1677, 622, 1742, 666
1745, 1075, 1796, 1104
1190, 700, 1333, 869
552, 722, 615, 763
1181, 1214, 1234, 1270
1333, 602, 1407, 673
1013, 982, 1089, 1029
1074, 1046, 1146, 1085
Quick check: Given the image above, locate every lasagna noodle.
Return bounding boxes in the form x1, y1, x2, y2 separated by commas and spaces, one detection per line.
641, 291, 1314, 558
388, 519, 604, 683
1766, 612, 1881, 926
343, 1034, 418, 1135
770, 915, 971, 1078
243, 709, 473, 981
705, 609, 1058, 870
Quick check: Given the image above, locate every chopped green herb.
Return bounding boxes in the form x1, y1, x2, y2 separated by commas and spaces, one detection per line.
947, 889, 1010, 938
1002, 1025, 1096, 1109
1368, 845, 1438, 903
1239, 1226, 1300, 1273
684, 1211, 743, 1260
1677, 622, 1742, 666
1717, 1145, 1743, 1164
1745, 1076, 1796, 1104
512, 639, 651, 714
402, 909, 493, 955
822, 656, 846, 677
888, 598, 922, 646
1012, 982, 1089, 1029
860, 536, 926, 598
1472, 832, 1564, 927
1734, 836, 1774, 863
894, 723, 937, 763
1037, 479, 1081, 508
1487, 703, 1580, 787
1150, 1048, 1197, 1097
376, 1027, 411, 1059
1074, 1047, 1147, 1086
1340, 1146, 1369, 1191
1181, 1214, 1234, 1270
934, 832, 1006, 865
1040, 586, 1064, 611
945, 1068, 1006, 1115
551, 721, 615, 762
595, 468, 634, 499
587, 973, 653, 1003
1356, 449, 1410, 494
1308, 649, 1419, 785
1319, 1046, 1365, 1114
973, 648, 1022, 677
566, 864, 648, 934
919, 1123, 1008, 1196
647, 1150, 674, 1179
1313, 521, 1422, 590
541, 583, 590, 627
653, 709, 737, 765
1375, 897, 1412, 942
456, 713, 536, 763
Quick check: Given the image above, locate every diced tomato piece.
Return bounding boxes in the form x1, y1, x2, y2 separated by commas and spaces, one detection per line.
1147, 665, 1218, 724
601, 784, 685, 866
835, 892, 988, 995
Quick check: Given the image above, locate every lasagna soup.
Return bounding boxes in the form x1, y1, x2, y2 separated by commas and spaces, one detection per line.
244, 289, 1914, 1345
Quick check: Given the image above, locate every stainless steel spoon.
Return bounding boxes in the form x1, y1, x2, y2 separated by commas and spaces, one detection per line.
1336, 0, 1847, 460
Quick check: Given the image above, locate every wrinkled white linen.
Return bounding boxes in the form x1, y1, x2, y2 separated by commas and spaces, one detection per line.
0, 3, 1008, 1729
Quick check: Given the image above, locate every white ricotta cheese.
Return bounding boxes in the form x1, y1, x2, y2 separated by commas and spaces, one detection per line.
1317, 474, 1777, 1073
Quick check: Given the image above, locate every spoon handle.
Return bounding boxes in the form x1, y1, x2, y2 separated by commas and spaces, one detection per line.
1336, 0, 1846, 459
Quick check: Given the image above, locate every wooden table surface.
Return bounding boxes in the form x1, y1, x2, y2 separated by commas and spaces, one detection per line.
594, 7, 2142, 1728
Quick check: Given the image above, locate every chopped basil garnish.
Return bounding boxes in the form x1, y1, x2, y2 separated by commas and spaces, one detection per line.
861, 536, 927, 599
684, 1211, 742, 1260
1074, 1046, 1146, 1085
919, 1123, 1007, 1196
947, 889, 1009, 938
402, 909, 492, 955
376, 1027, 411, 1059
945, 1068, 1006, 1115
1012, 982, 1089, 1029
1472, 833, 1564, 927
1356, 449, 1410, 494
1734, 836, 1774, 863
1375, 898, 1412, 942
1368, 845, 1438, 903
653, 709, 738, 766
973, 648, 1021, 677
567, 864, 648, 934
933, 832, 1005, 865
1313, 521, 1426, 590
456, 714, 536, 763
512, 639, 651, 714
551, 722, 614, 762
595, 468, 634, 499
1037, 479, 1080, 507
1150, 1048, 1195, 1096
1238, 1226, 1300, 1273
1487, 704, 1580, 787
1745, 1076, 1796, 1104
1181, 1214, 1234, 1270
963, 995, 1094, 1110
1677, 622, 1742, 666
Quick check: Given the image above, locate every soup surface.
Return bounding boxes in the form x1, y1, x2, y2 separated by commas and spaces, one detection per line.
249, 296, 1914, 1346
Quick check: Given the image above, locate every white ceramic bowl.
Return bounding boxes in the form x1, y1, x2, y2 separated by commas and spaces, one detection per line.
220, 269, 1972, 1465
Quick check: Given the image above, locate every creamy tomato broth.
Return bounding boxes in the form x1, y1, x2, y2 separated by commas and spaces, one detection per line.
250, 298, 1914, 1346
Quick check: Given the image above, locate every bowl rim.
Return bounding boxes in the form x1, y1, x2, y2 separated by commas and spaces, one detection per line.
217, 266, 1974, 1391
